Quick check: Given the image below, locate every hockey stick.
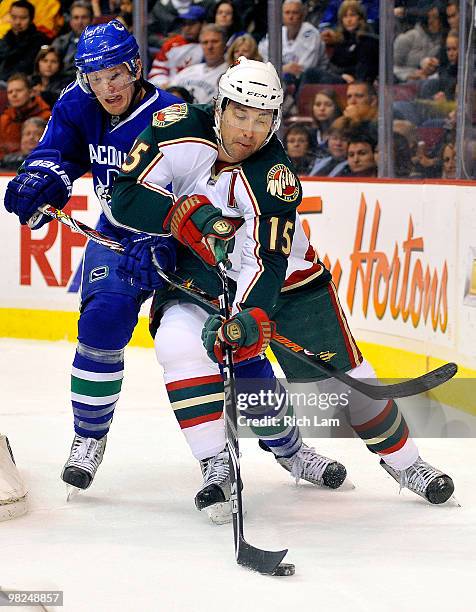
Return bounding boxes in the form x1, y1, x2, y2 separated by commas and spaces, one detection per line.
33, 204, 458, 400
216, 262, 294, 576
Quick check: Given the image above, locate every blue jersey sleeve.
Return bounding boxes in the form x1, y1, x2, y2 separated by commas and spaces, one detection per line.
28, 82, 92, 181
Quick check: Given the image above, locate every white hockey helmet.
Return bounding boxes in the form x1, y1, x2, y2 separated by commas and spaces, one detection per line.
214, 57, 284, 151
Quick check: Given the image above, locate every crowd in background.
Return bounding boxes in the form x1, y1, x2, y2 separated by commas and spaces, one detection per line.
0, 0, 461, 179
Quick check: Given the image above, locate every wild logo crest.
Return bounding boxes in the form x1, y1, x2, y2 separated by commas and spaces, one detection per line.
266, 164, 299, 202
152, 103, 188, 128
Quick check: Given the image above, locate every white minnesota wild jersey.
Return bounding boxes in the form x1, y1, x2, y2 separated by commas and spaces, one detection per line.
111, 103, 330, 313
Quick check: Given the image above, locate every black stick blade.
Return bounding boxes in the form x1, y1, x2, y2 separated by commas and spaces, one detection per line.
236, 537, 288, 575
354, 362, 458, 400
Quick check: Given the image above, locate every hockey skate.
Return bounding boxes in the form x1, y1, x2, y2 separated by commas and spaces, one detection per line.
380, 456, 455, 504
61, 434, 107, 499
271, 442, 347, 489
195, 449, 232, 525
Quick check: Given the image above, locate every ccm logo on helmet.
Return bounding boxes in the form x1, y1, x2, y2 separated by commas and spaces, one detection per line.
246, 91, 267, 98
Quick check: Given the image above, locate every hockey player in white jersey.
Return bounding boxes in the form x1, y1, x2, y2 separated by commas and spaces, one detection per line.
111, 57, 455, 516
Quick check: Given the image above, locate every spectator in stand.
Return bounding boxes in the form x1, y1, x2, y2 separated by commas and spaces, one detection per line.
441, 141, 456, 179
420, 30, 458, 102
226, 33, 261, 65
0, 0, 64, 41
148, 0, 208, 49
310, 88, 342, 156
91, 0, 119, 19
0, 116, 46, 169
52, 1, 93, 79
0, 1, 49, 83
258, 0, 328, 82
410, 137, 441, 178
393, 2, 445, 83
147, 6, 205, 88
0, 72, 51, 158
211, 1, 244, 47
446, 1, 459, 33
392, 132, 415, 178
31, 46, 70, 108
301, 1, 379, 87
169, 24, 227, 103
284, 123, 315, 175
309, 117, 351, 176
116, 0, 133, 31
393, 88, 456, 129
345, 128, 377, 177
343, 80, 378, 125
319, 0, 379, 30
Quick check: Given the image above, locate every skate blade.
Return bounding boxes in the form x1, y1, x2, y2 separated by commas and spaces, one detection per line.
66, 485, 81, 502
448, 494, 461, 507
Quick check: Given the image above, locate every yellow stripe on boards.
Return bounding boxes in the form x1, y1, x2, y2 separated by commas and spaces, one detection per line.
0, 308, 154, 347
267, 341, 476, 417
1, 308, 475, 415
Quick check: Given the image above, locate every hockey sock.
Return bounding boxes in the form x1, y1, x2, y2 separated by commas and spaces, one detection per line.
351, 394, 419, 469
343, 359, 419, 468
72, 292, 139, 439
166, 374, 226, 460
71, 344, 124, 439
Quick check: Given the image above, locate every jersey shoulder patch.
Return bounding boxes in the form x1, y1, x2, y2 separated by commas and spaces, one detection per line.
266, 163, 300, 202
152, 102, 188, 128
150, 103, 215, 144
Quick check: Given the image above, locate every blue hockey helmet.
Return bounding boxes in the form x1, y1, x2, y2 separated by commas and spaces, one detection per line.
75, 19, 140, 94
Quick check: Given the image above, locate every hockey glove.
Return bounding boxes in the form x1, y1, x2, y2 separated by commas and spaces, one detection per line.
163, 194, 236, 268
4, 149, 72, 228
201, 308, 276, 364
117, 233, 177, 291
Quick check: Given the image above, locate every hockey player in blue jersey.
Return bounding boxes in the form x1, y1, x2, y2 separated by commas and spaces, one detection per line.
3, 20, 179, 492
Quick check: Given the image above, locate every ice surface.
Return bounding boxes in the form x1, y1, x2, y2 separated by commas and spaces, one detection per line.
0, 339, 475, 612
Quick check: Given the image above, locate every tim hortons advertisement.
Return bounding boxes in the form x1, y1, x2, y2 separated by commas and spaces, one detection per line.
0, 175, 475, 369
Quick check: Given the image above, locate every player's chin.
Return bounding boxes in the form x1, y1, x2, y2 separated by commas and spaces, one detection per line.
234, 143, 256, 161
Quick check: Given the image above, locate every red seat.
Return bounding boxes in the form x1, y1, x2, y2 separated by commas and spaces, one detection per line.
284, 115, 314, 127
393, 83, 418, 101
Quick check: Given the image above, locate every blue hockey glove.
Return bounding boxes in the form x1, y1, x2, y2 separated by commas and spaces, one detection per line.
4, 149, 72, 227
117, 233, 177, 291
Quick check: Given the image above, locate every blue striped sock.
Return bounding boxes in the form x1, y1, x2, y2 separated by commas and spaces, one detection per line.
71, 343, 124, 439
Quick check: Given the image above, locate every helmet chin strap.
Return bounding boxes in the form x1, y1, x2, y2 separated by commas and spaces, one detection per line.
125, 78, 143, 112
213, 102, 233, 158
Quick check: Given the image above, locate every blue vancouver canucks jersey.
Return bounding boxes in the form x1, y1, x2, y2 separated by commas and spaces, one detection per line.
33, 80, 179, 229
